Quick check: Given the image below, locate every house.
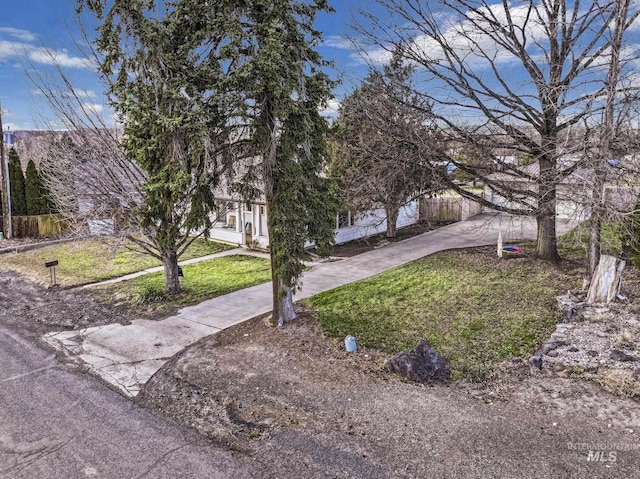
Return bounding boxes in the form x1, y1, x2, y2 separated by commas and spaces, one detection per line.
9, 128, 424, 246
207, 197, 421, 248
483, 158, 639, 220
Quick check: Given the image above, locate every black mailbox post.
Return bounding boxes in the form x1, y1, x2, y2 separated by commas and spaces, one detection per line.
45, 260, 59, 287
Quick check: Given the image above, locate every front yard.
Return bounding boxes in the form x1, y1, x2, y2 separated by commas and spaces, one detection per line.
98, 254, 271, 313
0, 237, 235, 287
308, 247, 580, 381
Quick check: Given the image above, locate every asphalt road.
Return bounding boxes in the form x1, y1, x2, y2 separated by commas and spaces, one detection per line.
0, 322, 257, 479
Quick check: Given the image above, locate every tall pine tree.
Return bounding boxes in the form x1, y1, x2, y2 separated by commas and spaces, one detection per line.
230, 0, 338, 326
25, 160, 49, 215
8, 148, 27, 216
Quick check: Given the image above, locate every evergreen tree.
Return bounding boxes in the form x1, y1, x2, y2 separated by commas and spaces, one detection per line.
230, 0, 338, 326
25, 160, 49, 215
8, 148, 26, 216
80, 0, 240, 294
335, 52, 439, 238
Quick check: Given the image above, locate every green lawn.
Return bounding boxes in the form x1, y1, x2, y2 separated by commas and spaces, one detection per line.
102, 255, 271, 309
307, 249, 579, 381
0, 237, 236, 287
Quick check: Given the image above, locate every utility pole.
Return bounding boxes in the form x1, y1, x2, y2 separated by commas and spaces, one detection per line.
0, 103, 12, 239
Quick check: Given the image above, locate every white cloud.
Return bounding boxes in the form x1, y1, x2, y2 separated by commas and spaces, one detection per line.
0, 39, 21, 61
319, 98, 341, 116
0, 29, 92, 69
81, 102, 104, 115
73, 88, 97, 99
27, 47, 93, 69
324, 35, 355, 50
0, 27, 38, 42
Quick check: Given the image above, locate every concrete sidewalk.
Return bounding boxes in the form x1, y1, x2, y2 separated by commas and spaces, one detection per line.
43, 214, 576, 397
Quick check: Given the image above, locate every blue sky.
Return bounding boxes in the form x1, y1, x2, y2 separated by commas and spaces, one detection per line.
0, 1, 375, 131
2, 1, 637, 131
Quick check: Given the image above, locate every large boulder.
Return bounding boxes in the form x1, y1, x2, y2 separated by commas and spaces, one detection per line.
387, 339, 451, 383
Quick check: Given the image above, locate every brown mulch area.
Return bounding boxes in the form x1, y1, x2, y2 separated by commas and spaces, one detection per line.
318, 221, 452, 258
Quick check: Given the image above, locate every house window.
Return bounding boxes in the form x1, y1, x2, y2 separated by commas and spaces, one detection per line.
338, 209, 354, 229
245, 204, 252, 212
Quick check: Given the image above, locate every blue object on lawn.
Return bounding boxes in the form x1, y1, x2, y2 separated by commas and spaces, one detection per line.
345, 335, 357, 353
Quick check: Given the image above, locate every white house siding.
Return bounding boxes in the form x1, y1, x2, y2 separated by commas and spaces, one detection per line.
209, 200, 420, 248
484, 185, 590, 220
334, 201, 419, 244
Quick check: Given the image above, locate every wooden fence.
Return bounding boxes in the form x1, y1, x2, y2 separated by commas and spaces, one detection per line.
0, 214, 68, 239
419, 196, 483, 222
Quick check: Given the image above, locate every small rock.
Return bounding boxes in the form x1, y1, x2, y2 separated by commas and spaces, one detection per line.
610, 349, 636, 362
542, 342, 559, 354
563, 306, 575, 321
586, 366, 599, 374
529, 355, 543, 372
546, 350, 559, 357
568, 346, 579, 353
556, 323, 575, 329
470, 389, 485, 399
550, 334, 568, 345
587, 350, 599, 357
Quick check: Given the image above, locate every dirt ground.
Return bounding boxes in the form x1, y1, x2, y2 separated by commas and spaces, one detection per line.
137, 310, 640, 478
2, 226, 640, 477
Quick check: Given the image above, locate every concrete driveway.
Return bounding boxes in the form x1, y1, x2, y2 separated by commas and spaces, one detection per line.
43, 214, 577, 396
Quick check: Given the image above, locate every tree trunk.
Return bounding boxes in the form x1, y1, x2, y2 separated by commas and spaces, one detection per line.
162, 250, 181, 294
385, 204, 400, 239
270, 264, 297, 327
588, 216, 601, 276
536, 213, 560, 263
536, 157, 560, 263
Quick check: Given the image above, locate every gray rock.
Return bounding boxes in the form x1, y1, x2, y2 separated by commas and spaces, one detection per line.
568, 346, 579, 353
546, 350, 559, 357
529, 355, 543, 372
563, 306, 575, 321
550, 333, 568, 344
587, 350, 599, 357
610, 349, 636, 362
387, 339, 451, 383
470, 389, 485, 398
542, 342, 559, 354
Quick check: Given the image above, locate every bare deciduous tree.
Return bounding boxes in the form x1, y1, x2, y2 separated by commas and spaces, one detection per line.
355, 0, 640, 263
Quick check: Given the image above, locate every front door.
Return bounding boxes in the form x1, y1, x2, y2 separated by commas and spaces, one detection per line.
245, 222, 253, 245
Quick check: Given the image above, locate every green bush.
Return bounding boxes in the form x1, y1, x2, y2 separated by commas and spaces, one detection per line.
135, 283, 169, 305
